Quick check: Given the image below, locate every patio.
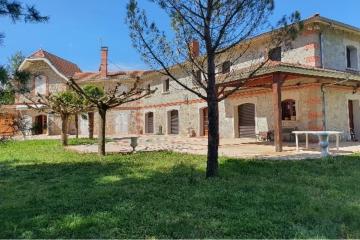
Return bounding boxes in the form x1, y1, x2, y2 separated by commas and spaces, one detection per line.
65, 135, 360, 160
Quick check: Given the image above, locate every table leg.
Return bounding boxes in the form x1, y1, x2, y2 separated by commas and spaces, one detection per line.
306, 133, 309, 149
295, 134, 299, 152
336, 134, 340, 151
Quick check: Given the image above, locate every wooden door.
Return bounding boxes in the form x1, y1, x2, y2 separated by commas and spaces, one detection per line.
34, 115, 47, 135
238, 103, 256, 138
0, 114, 14, 136
146, 112, 154, 134
170, 110, 179, 134
349, 100, 355, 131
202, 107, 208, 136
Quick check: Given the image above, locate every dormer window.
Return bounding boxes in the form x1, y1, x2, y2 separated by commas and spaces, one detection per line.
34, 75, 47, 95
268, 47, 282, 61
346, 46, 358, 69
222, 61, 231, 74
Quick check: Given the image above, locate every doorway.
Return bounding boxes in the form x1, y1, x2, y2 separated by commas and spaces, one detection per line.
34, 115, 47, 135
348, 100, 360, 141
238, 103, 256, 138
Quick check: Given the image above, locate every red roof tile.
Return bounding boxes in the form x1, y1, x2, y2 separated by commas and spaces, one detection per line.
30, 49, 81, 77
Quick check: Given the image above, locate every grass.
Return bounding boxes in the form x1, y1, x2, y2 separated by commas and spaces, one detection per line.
1, 140, 360, 238
68, 138, 113, 146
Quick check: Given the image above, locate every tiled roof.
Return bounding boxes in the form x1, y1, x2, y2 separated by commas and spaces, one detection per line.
30, 49, 81, 78
73, 70, 150, 83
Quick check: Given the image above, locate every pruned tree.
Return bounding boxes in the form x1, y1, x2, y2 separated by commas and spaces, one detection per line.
68, 78, 155, 156
82, 85, 105, 140
126, 0, 302, 178
0, 0, 48, 43
25, 91, 86, 146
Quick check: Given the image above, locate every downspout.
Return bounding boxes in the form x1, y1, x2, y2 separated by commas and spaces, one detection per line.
321, 84, 327, 130
319, 31, 327, 130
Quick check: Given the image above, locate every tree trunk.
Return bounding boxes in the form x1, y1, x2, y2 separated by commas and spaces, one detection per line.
61, 113, 69, 146
74, 114, 79, 139
206, 99, 219, 178
98, 108, 107, 156
205, 49, 219, 178
88, 112, 94, 140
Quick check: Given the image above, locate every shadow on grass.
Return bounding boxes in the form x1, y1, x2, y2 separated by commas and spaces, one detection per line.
1, 153, 360, 238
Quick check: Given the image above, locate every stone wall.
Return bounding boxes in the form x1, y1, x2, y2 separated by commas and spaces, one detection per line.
16, 60, 68, 103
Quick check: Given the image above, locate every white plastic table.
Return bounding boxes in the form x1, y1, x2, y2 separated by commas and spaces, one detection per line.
292, 131, 342, 157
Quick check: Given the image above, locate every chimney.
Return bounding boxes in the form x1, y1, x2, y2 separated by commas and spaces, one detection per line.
100, 46, 108, 77
189, 40, 199, 58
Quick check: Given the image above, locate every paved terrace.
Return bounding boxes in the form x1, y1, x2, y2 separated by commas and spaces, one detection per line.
59, 135, 360, 160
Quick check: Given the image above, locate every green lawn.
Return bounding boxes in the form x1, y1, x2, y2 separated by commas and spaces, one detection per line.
1, 140, 360, 238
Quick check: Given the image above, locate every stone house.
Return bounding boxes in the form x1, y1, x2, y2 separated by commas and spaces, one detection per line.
2, 14, 360, 145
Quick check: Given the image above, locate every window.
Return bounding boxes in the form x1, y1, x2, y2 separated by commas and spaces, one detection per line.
281, 99, 296, 121
193, 70, 202, 86
346, 46, 358, 69
145, 112, 154, 134
34, 75, 47, 95
163, 79, 170, 93
222, 61, 231, 74
268, 47, 282, 61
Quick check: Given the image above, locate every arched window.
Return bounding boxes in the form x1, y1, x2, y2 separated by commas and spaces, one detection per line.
282, 99, 296, 121
346, 46, 358, 69
34, 75, 47, 95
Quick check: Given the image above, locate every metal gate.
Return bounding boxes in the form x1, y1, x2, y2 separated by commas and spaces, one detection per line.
238, 103, 256, 138
170, 110, 179, 134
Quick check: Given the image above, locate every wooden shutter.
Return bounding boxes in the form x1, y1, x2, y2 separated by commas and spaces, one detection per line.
203, 108, 208, 136
238, 103, 256, 138
170, 110, 179, 134
146, 112, 154, 134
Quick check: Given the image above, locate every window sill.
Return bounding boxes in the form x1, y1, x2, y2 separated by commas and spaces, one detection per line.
346, 68, 359, 73
282, 119, 298, 123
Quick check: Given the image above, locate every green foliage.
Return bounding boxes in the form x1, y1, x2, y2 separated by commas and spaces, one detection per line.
1, 140, 360, 238
52, 91, 83, 106
0, 52, 30, 104
83, 85, 104, 98
0, 88, 14, 104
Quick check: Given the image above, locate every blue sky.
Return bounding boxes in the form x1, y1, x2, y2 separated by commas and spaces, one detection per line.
1, 0, 360, 71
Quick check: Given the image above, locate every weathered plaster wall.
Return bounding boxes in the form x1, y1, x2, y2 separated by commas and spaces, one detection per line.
325, 86, 360, 140
322, 28, 360, 71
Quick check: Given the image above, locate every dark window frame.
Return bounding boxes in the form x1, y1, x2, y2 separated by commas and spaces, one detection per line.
281, 99, 296, 121
163, 79, 170, 92
222, 61, 231, 74
268, 47, 282, 62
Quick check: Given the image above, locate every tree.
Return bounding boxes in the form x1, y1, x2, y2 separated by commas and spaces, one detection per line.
68, 78, 154, 156
0, 0, 48, 43
0, 51, 29, 105
25, 91, 86, 146
126, 0, 302, 178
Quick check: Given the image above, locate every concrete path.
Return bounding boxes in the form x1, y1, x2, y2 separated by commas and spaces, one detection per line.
65, 135, 360, 160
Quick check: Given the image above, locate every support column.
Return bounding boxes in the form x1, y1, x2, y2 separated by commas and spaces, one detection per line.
272, 73, 283, 152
